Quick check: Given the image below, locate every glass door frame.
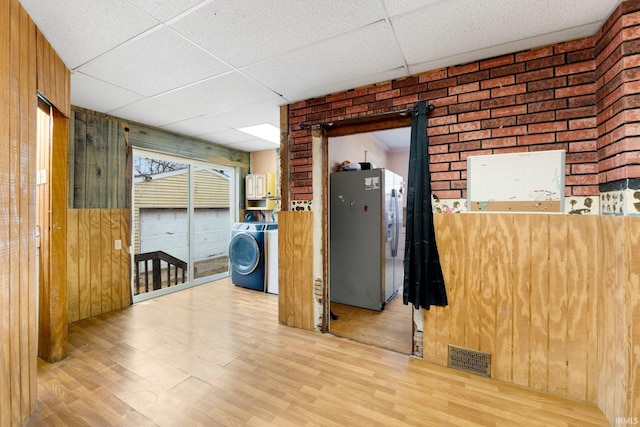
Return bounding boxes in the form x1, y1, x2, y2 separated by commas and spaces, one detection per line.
131, 148, 238, 303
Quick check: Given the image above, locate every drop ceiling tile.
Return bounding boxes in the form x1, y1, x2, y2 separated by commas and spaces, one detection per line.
20, 0, 159, 69
393, 0, 618, 67
383, 0, 446, 17
169, 0, 387, 67
150, 72, 281, 121
204, 100, 281, 129
219, 139, 280, 152
159, 115, 229, 137
77, 26, 231, 97
109, 97, 182, 127
126, 0, 205, 22
243, 20, 407, 102
71, 72, 144, 113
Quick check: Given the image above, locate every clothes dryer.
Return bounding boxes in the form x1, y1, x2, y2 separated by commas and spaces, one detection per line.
229, 222, 277, 291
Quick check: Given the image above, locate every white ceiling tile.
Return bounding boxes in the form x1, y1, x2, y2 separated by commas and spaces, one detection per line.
126, 0, 206, 22
383, 0, 446, 17
393, 0, 619, 66
109, 97, 181, 127
169, 0, 387, 67
159, 115, 229, 137
148, 72, 282, 122
243, 20, 407, 102
20, 0, 159, 69
219, 139, 281, 152
71, 73, 144, 113
77, 26, 231, 97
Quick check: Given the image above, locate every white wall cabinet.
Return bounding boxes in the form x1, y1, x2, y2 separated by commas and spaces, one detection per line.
245, 173, 278, 211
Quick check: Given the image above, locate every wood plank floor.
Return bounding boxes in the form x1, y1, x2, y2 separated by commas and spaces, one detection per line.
26, 278, 608, 426
330, 295, 413, 354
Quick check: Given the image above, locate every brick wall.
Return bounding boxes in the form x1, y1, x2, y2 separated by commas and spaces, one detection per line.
596, 1, 640, 184
288, 0, 640, 202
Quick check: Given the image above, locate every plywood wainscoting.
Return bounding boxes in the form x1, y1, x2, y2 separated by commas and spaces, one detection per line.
278, 211, 314, 330
67, 209, 131, 322
427, 213, 640, 424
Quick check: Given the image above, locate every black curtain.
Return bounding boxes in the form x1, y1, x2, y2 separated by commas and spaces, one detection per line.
403, 101, 448, 310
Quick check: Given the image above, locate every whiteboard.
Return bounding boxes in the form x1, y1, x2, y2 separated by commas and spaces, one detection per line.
467, 150, 565, 212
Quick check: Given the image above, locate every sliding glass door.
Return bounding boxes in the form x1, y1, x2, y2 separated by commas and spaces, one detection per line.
132, 149, 235, 302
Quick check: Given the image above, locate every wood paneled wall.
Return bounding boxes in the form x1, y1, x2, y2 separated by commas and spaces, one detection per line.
426, 213, 639, 424
278, 211, 314, 330
67, 209, 131, 323
0, 0, 70, 424
69, 108, 130, 209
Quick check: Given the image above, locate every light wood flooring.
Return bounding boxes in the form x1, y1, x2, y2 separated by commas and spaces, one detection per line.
27, 278, 608, 426
330, 295, 413, 354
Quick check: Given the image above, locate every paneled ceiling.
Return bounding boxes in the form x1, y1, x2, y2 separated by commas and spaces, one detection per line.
20, 0, 620, 152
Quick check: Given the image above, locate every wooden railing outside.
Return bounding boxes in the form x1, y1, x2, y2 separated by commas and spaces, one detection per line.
134, 251, 187, 294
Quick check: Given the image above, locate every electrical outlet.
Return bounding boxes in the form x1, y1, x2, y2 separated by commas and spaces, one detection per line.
114, 239, 122, 250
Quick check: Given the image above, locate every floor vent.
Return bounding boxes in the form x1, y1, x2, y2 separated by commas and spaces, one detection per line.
448, 345, 491, 377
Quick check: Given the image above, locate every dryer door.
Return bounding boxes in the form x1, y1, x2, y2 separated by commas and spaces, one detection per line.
229, 232, 261, 275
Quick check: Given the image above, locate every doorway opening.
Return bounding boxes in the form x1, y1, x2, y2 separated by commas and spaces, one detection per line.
327, 127, 413, 354
131, 149, 236, 302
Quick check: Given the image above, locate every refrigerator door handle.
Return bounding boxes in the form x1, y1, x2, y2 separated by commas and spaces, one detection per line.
391, 189, 399, 257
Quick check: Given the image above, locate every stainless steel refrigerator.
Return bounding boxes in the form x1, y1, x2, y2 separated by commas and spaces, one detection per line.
330, 168, 404, 311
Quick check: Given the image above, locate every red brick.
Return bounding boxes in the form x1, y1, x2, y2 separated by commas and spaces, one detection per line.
557, 129, 598, 141
555, 83, 597, 98
568, 95, 596, 108
528, 77, 568, 92
528, 99, 568, 113
449, 141, 481, 152
458, 90, 491, 103
449, 82, 480, 95
491, 105, 527, 118
449, 101, 480, 114
480, 55, 515, 70
517, 89, 555, 104
345, 87, 369, 99
555, 61, 595, 76
429, 115, 457, 126
517, 111, 556, 125
565, 174, 597, 185
517, 133, 556, 145
528, 122, 568, 133
491, 84, 527, 98
432, 171, 461, 181
492, 125, 527, 137
516, 46, 554, 62
480, 76, 516, 90
481, 116, 516, 129
428, 144, 449, 154
557, 106, 597, 120
488, 147, 530, 158
490, 63, 526, 78
569, 117, 596, 130
481, 137, 518, 149
481, 96, 516, 109
429, 134, 458, 145
516, 68, 555, 84
369, 82, 393, 93
526, 55, 566, 71
331, 99, 352, 109
458, 70, 490, 84
459, 110, 491, 122
431, 153, 460, 163
571, 163, 598, 174
450, 122, 481, 133
449, 62, 479, 76
459, 130, 491, 141
450, 161, 467, 171
392, 94, 419, 107
428, 77, 457, 90
433, 190, 463, 199
429, 125, 451, 136
430, 181, 451, 191
376, 89, 401, 100
430, 163, 451, 172
555, 37, 595, 54
571, 185, 599, 196
419, 68, 448, 82
345, 104, 368, 115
